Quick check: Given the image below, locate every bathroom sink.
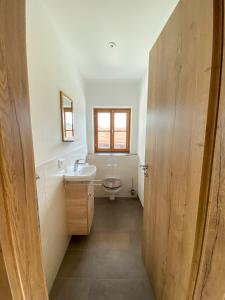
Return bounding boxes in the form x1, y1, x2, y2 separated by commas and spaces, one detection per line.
64, 164, 96, 182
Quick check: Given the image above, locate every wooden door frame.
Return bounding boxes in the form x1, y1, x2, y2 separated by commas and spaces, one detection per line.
0, 0, 48, 299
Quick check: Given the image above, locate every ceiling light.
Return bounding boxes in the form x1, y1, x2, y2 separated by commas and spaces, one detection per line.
108, 42, 117, 48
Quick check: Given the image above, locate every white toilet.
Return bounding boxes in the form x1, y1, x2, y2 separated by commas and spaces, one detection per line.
103, 177, 122, 200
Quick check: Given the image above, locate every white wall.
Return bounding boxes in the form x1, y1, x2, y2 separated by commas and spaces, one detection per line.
26, 0, 87, 292
137, 71, 148, 206
87, 154, 138, 198
85, 79, 140, 198
35, 148, 86, 291
27, 0, 87, 166
85, 79, 140, 154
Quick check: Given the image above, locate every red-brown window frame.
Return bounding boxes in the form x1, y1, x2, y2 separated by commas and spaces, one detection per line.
94, 108, 131, 153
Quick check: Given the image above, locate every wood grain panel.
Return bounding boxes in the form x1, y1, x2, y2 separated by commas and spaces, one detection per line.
0, 0, 48, 299
88, 185, 95, 232
192, 6, 225, 299
0, 246, 12, 300
65, 183, 95, 235
66, 183, 87, 197
143, 0, 223, 299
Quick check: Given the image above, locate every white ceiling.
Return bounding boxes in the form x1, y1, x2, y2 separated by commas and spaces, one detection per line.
42, 0, 179, 80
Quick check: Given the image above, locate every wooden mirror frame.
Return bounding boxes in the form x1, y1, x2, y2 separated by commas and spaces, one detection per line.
60, 91, 75, 142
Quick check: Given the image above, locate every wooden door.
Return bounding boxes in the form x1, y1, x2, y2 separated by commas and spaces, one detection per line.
0, 0, 48, 299
143, 0, 223, 299
192, 6, 225, 299
0, 246, 12, 300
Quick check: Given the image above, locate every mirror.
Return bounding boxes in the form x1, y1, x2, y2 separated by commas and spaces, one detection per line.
60, 91, 75, 142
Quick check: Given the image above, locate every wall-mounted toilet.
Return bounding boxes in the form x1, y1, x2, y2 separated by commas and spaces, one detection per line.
103, 177, 122, 200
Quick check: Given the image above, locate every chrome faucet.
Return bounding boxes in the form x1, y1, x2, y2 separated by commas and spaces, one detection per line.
74, 159, 85, 171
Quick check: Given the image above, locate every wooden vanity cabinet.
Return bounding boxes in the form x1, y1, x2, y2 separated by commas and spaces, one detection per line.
64, 183, 94, 235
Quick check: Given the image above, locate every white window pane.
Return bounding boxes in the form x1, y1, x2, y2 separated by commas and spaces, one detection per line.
114, 132, 127, 149
98, 113, 110, 130
114, 113, 127, 131
98, 132, 110, 149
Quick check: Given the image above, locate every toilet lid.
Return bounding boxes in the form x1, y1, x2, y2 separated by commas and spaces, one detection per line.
103, 178, 121, 189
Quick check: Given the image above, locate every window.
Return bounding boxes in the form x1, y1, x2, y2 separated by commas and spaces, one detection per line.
94, 108, 131, 153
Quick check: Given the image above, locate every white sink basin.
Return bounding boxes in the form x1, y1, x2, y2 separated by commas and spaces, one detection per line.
64, 164, 96, 182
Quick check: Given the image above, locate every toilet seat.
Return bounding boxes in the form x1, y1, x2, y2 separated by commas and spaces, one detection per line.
103, 177, 122, 201
103, 178, 121, 189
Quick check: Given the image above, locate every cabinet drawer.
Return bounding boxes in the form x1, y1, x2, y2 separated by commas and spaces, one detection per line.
65, 183, 94, 235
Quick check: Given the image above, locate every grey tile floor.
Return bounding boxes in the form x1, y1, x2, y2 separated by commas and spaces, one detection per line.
50, 198, 155, 300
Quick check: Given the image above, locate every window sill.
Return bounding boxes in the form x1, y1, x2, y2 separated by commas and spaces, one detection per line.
88, 152, 137, 157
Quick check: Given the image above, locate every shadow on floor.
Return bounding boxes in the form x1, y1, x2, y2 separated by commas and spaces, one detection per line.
50, 197, 155, 300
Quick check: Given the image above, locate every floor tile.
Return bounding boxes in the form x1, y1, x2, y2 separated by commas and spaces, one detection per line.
57, 251, 93, 278
50, 278, 90, 300
88, 279, 154, 300
50, 198, 155, 300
